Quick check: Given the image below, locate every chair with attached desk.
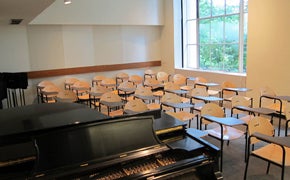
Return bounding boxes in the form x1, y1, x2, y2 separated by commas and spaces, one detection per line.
89, 85, 111, 109
100, 78, 117, 91
116, 72, 129, 87
161, 92, 198, 128
99, 92, 124, 117
200, 103, 245, 172
194, 76, 220, 97
189, 88, 209, 113
92, 75, 106, 87
172, 74, 194, 91
231, 95, 254, 124
124, 99, 149, 115
71, 81, 91, 105
156, 71, 170, 84
40, 84, 61, 104
64, 77, 79, 90
36, 80, 55, 103
164, 82, 189, 103
200, 103, 224, 130
144, 69, 156, 79
260, 86, 285, 136
221, 81, 252, 108
129, 74, 143, 87
244, 116, 290, 180
54, 90, 78, 103
134, 85, 160, 110
117, 81, 136, 102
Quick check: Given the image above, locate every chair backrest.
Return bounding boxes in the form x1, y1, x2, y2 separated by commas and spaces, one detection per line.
172, 74, 187, 86
231, 95, 251, 107
200, 103, 224, 117
135, 86, 153, 96
64, 78, 79, 84
248, 116, 275, 144
129, 75, 143, 85
71, 81, 90, 90
260, 86, 276, 96
55, 90, 78, 103
144, 69, 156, 79
124, 99, 149, 112
100, 92, 122, 102
195, 76, 207, 83
37, 80, 55, 88
41, 84, 61, 93
222, 81, 236, 96
92, 75, 106, 86
101, 78, 116, 90
164, 82, 180, 91
90, 85, 111, 95
194, 77, 208, 89
156, 71, 169, 83
190, 88, 208, 104
116, 72, 129, 85
161, 92, 182, 104
144, 78, 159, 86
118, 81, 135, 89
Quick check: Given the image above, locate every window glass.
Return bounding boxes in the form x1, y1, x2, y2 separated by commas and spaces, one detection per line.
182, 0, 247, 73
199, 0, 211, 18
212, 0, 225, 16
225, 15, 239, 43
226, 0, 240, 14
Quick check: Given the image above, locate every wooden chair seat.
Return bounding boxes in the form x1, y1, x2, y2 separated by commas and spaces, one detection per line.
252, 143, 290, 166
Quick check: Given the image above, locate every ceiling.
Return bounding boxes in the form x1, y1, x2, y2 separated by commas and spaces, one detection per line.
0, 0, 55, 25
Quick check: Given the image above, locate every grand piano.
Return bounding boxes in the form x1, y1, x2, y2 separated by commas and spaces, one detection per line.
0, 103, 222, 179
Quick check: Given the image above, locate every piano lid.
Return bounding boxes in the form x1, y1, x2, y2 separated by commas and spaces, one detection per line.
0, 103, 109, 138
32, 116, 163, 177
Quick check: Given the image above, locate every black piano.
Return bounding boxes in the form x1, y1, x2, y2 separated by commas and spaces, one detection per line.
0, 103, 222, 179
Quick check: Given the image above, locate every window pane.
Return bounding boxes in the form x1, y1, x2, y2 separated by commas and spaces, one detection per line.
210, 44, 224, 70
188, 45, 198, 68
244, 0, 248, 12
199, 0, 211, 18
224, 44, 239, 72
212, 0, 225, 16
211, 17, 224, 44
225, 15, 239, 43
199, 44, 211, 70
226, 0, 240, 14
244, 13, 248, 43
188, 20, 197, 44
243, 44, 247, 72
185, 0, 197, 19
199, 19, 211, 43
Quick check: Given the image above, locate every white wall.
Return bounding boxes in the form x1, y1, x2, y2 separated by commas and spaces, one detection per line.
247, 0, 290, 106
31, 0, 164, 25
0, 26, 30, 72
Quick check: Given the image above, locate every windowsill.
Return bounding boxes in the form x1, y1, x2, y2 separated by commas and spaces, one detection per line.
175, 67, 247, 77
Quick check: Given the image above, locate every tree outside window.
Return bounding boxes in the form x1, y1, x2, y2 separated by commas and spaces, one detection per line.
182, 0, 248, 73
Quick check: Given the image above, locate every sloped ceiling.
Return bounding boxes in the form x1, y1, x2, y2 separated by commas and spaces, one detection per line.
0, 0, 55, 25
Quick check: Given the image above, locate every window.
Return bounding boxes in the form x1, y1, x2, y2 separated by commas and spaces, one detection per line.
182, 0, 248, 73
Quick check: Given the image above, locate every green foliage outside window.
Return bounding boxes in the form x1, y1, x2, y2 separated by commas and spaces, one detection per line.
183, 0, 248, 73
